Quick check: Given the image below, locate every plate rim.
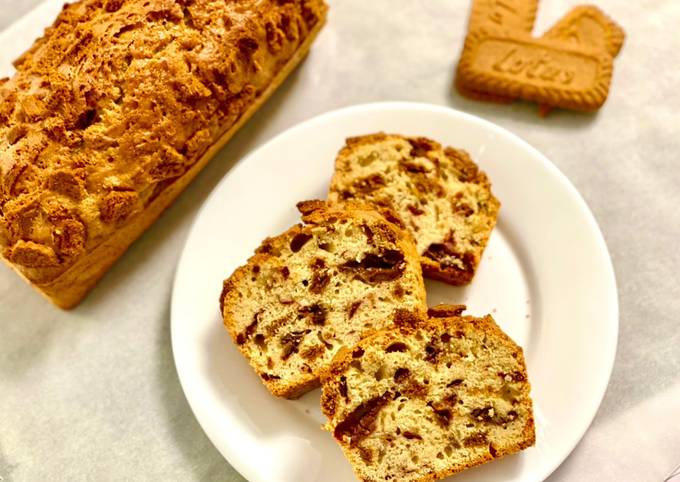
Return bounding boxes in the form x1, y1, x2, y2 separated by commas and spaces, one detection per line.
171, 101, 619, 482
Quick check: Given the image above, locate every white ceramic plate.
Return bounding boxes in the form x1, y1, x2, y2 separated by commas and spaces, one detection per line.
171, 102, 618, 482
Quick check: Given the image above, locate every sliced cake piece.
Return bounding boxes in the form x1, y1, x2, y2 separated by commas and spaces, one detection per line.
320, 304, 535, 482
220, 200, 427, 399
328, 133, 500, 285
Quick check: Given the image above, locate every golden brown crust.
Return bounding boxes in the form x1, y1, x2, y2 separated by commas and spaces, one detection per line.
296, 199, 328, 217
328, 133, 500, 286
427, 303, 467, 318
0, 0, 328, 308
221, 200, 427, 399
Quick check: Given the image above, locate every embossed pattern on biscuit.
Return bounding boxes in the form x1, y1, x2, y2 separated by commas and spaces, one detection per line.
537, 6, 624, 114
455, 65, 516, 104
457, 29, 613, 111
457, 4, 624, 112
542, 5, 625, 57
460, 0, 539, 103
467, 0, 538, 32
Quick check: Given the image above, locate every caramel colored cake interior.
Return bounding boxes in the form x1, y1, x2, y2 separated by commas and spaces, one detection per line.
328, 133, 500, 285
221, 201, 427, 398
321, 305, 535, 482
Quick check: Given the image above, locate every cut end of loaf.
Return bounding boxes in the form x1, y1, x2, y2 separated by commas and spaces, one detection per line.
221, 200, 427, 399
328, 133, 500, 287
320, 308, 535, 482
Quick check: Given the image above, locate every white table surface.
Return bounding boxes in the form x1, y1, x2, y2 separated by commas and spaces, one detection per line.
1, 1, 678, 481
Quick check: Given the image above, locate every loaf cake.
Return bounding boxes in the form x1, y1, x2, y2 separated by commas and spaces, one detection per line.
0, 0, 327, 308
328, 134, 500, 285
220, 200, 427, 399
320, 304, 535, 482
